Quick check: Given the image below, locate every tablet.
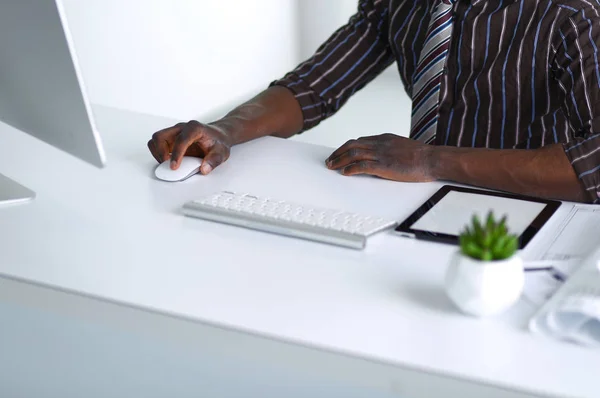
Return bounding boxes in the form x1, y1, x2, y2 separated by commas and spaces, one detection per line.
395, 185, 561, 248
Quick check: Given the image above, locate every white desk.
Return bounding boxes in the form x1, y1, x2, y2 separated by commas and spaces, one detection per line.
0, 105, 597, 398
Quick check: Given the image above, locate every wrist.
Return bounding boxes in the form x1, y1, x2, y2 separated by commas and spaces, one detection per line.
208, 114, 250, 146
427, 145, 456, 181
208, 86, 302, 145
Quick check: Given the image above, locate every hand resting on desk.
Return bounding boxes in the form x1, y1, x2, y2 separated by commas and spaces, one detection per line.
325, 133, 435, 182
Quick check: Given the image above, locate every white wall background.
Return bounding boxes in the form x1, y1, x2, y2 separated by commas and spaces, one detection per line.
62, 0, 298, 121
297, 0, 357, 61
62, 0, 410, 148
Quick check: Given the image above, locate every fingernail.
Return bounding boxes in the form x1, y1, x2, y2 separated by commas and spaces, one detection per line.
170, 160, 177, 169
201, 164, 213, 174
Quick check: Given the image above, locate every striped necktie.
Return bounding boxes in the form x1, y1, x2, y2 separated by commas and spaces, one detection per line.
410, 0, 455, 144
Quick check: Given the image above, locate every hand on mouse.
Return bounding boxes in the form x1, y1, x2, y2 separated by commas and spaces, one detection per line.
148, 120, 232, 175
148, 86, 305, 174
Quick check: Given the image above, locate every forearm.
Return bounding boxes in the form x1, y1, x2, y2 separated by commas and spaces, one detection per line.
430, 144, 588, 202
209, 86, 303, 145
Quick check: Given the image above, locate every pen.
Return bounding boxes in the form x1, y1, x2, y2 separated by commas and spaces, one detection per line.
524, 266, 567, 283
524, 266, 553, 272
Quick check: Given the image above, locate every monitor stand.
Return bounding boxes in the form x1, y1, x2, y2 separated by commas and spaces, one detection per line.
0, 173, 35, 206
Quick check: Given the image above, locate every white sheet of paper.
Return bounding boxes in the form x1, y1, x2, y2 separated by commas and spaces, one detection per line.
541, 206, 600, 261
521, 205, 600, 306
410, 191, 547, 236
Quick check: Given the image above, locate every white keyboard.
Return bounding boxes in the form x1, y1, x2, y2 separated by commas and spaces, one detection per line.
182, 191, 397, 249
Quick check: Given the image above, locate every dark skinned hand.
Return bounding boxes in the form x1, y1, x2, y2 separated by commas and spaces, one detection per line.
147, 120, 232, 175
326, 133, 436, 182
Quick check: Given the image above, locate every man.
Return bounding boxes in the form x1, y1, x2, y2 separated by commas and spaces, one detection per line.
148, 0, 600, 204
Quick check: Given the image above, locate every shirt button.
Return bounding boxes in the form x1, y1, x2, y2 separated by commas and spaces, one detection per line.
442, 67, 449, 75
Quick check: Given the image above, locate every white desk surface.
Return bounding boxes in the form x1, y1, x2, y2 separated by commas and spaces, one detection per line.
0, 105, 598, 398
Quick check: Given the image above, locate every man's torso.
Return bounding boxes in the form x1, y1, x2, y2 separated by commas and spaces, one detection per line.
388, 0, 593, 149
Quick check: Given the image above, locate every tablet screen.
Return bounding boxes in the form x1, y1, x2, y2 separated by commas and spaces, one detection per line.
410, 191, 547, 236
395, 185, 561, 248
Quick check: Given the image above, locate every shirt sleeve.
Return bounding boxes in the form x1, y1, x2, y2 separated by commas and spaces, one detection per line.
552, 10, 600, 203
270, 0, 395, 132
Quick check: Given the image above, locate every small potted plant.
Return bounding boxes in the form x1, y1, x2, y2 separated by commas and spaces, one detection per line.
445, 212, 525, 317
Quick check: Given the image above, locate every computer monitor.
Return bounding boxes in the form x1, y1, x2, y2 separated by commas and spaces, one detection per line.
0, 0, 105, 205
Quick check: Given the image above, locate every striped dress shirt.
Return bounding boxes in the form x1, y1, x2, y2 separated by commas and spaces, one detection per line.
272, 0, 600, 203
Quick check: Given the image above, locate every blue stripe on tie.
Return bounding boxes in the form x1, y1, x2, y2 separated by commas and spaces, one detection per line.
424, 15, 453, 44
501, 0, 524, 149
418, 36, 450, 66
427, 9, 452, 33
413, 103, 439, 128
413, 51, 448, 82
431, 4, 452, 19
411, 1, 455, 141
579, 164, 600, 179
421, 23, 452, 58
531, 1, 552, 125
444, 4, 473, 145
413, 69, 443, 97
472, 0, 505, 148
414, 116, 439, 139
412, 85, 441, 116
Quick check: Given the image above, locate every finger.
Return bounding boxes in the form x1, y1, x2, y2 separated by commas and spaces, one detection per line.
327, 139, 372, 164
200, 146, 229, 175
147, 139, 162, 163
170, 122, 202, 169
356, 135, 381, 143
341, 161, 383, 177
327, 148, 377, 170
152, 124, 183, 162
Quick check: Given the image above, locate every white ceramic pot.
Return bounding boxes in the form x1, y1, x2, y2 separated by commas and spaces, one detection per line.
445, 251, 525, 317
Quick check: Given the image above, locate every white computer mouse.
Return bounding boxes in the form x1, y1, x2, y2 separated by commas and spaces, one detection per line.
154, 156, 203, 182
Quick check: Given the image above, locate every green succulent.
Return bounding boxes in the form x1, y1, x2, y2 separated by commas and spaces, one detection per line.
459, 212, 519, 261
